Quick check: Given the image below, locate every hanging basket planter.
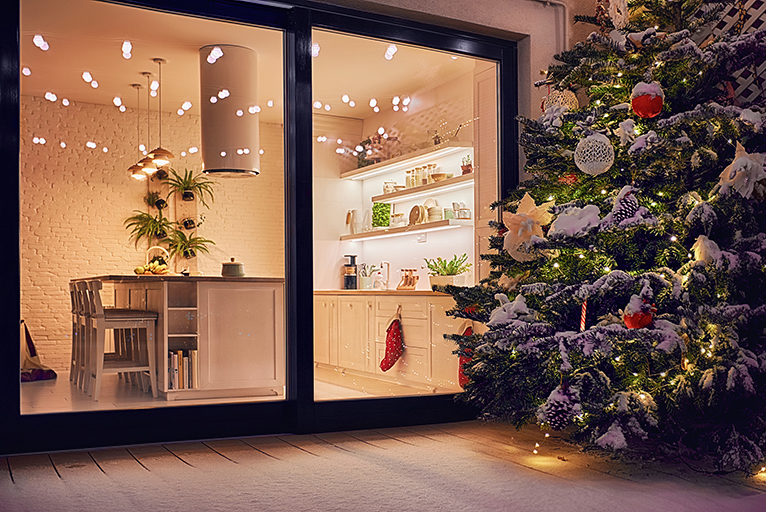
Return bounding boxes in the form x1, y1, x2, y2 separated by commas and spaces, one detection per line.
182, 249, 196, 259
182, 218, 196, 230
182, 191, 195, 202
154, 198, 168, 210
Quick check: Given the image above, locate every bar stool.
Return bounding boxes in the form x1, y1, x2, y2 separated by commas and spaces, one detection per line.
82, 280, 159, 401
70, 281, 89, 389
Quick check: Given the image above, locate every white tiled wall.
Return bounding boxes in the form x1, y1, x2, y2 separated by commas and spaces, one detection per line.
20, 95, 284, 370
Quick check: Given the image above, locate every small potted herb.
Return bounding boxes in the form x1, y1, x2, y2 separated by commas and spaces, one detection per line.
144, 191, 167, 210
167, 229, 215, 259
424, 253, 472, 288
164, 168, 216, 208
124, 211, 174, 246
461, 155, 473, 174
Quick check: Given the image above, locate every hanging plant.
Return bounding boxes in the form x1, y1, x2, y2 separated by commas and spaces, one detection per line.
124, 211, 174, 246
167, 229, 215, 259
163, 168, 216, 208
144, 191, 167, 210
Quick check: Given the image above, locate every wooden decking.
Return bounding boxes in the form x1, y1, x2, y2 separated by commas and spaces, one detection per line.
2, 421, 766, 511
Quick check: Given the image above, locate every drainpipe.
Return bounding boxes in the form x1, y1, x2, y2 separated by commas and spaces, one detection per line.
533, 0, 570, 53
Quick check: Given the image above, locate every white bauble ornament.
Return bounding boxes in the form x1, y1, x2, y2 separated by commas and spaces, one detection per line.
574, 133, 614, 175
544, 89, 579, 112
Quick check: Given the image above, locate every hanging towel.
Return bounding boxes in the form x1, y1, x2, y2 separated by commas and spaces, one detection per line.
380, 306, 404, 372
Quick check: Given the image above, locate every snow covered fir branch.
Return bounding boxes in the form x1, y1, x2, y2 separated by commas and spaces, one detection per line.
442, 0, 766, 473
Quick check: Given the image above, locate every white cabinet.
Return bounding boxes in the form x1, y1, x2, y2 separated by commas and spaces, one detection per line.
314, 296, 337, 366
114, 276, 285, 400
314, 292, 465, 393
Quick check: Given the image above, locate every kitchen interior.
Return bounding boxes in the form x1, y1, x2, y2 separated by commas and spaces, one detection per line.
19, 0, 498, 414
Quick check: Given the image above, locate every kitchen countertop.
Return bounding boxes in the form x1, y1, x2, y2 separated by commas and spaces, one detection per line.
314, 289, 449, 296
72, 275, 285, 284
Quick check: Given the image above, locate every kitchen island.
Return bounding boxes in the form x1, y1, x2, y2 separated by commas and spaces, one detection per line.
314, 290, 468, 394
76, 275, 285, 401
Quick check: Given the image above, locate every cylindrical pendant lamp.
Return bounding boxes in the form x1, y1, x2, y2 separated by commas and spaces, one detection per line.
199, 44, 259, 176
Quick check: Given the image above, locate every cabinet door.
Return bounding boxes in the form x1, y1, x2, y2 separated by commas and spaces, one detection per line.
197, 281, 285, 390
429, 296, 464, 392
337, 296, 372, 371
314, 296, 337, 366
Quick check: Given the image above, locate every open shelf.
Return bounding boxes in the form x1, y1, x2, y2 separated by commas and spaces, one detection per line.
370, 173, 473, 204
340, 140, 473, 181
340, 219, 472, 241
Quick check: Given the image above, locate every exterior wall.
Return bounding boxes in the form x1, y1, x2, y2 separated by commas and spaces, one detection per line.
20, 95, 284, 370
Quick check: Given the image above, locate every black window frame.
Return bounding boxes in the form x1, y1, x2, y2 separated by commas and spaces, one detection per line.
0, 0, 517, 454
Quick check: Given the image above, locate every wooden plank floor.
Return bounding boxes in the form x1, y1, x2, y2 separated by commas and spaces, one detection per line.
2, 421, 766, 511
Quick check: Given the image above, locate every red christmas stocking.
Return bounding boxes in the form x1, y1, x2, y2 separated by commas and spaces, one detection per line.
380, 318, 404, 372
458, 326, 472, 388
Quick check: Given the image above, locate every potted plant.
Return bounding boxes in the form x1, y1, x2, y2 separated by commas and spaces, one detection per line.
124, 210, 174, 246
424, 253, 472, 288
144, 191, 167, 210
167, 228, 215, 259
164, 168, 216, 208
461, 155, 473, 174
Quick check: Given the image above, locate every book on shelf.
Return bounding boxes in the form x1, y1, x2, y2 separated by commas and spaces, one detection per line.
168, 349, 199, 390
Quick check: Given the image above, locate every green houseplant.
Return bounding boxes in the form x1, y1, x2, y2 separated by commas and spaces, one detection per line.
424, 253, 472, 288
164, 168, 216, 208
167, 228, 215, 259
124, 211, 174, 246
144, 191, 167, 210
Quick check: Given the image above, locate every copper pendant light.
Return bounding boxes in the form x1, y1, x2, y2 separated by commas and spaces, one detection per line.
129, 83, 147, 180
149, 58, 174, 167
138, 71, 158, 175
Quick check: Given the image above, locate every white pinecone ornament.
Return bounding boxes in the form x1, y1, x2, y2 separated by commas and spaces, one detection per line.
540, 385, 581, 431
610, 186, 639, 223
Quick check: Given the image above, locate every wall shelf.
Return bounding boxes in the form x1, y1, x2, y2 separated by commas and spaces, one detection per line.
370, 173, 473, 204
340, 219, 472, 241
340, 140, 473, 181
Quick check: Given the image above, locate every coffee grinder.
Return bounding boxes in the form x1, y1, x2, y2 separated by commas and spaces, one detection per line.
343, 254, 358, 289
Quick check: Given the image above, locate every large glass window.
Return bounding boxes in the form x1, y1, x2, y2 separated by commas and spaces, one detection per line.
20, 0, 286, 413
311, 29, 499, 400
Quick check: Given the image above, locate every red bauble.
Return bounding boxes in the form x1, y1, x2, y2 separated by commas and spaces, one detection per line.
624, 311, 653, 329
558, 173, 578, 185
631, 94, 663, 118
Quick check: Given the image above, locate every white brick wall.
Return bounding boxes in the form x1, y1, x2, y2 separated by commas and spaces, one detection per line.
20, 95, 284, 370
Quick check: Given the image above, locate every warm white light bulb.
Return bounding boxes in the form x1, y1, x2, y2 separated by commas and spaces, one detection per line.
236, 109, 244, 116
393, 105, 399, 111
311, 43, 320, 57
82, 72, 92, 83
177, 109, 185, 116
62, 99, 69, 106
119, 105, 126, 112
151, 80, 159, 91
373, 106, 380, 113
210, 96, 218, 104
392, 96, 400, 105
182, 101, 192, 110
355, 145, 364, 152
378, 127, 385, 135
324, 104, 331, 111
90, 81, 98, 89
113, 96, 122, 107
22, 67, 31, 76
313, 101, 322, 109
267, 100, 274, 107
369, 98, 377, 108
189, 147, 198, 154
33, 35, 45, 47
402, 96, 410, 106
259, 149, 264, 155
349, 100, 355, 107
122, 41, 132, 53
341, 94, 350, 103
123, 52, 131, 60
60, 142, 66, 148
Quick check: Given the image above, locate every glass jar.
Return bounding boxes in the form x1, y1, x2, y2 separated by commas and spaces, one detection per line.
405, 170, 415, 188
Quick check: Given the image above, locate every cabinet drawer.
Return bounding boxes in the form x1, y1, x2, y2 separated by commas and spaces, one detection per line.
375, 342, 429, 383
375, 297, 428, 319
375, 317, 429, 348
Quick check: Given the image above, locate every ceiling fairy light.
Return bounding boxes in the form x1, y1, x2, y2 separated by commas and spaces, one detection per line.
349, 100, 355, 107
206, 46, 224, 64
113, 96, 122, 107
385, 44, 397, 60
122, 41, 132, 59
311, 43, 320, 57
369, 98, 377, 108
128, 82, 147, 180
33, 34, 49, 51
341, 94, 350, 103
22, 67, 31, 76
82, 71, 93, 83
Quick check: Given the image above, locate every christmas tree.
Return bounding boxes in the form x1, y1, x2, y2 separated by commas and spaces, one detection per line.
447, 0, 766, 472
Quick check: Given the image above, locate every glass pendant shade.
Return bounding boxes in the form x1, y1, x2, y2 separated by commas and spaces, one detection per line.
150, 146, 174, 167
129, 164, 147, 180
138, 156, 158, 174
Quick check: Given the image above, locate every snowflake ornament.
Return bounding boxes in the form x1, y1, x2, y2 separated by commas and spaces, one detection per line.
716, 142, 766, 199
615, 118, 636, 146
502, 193, 555, 261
